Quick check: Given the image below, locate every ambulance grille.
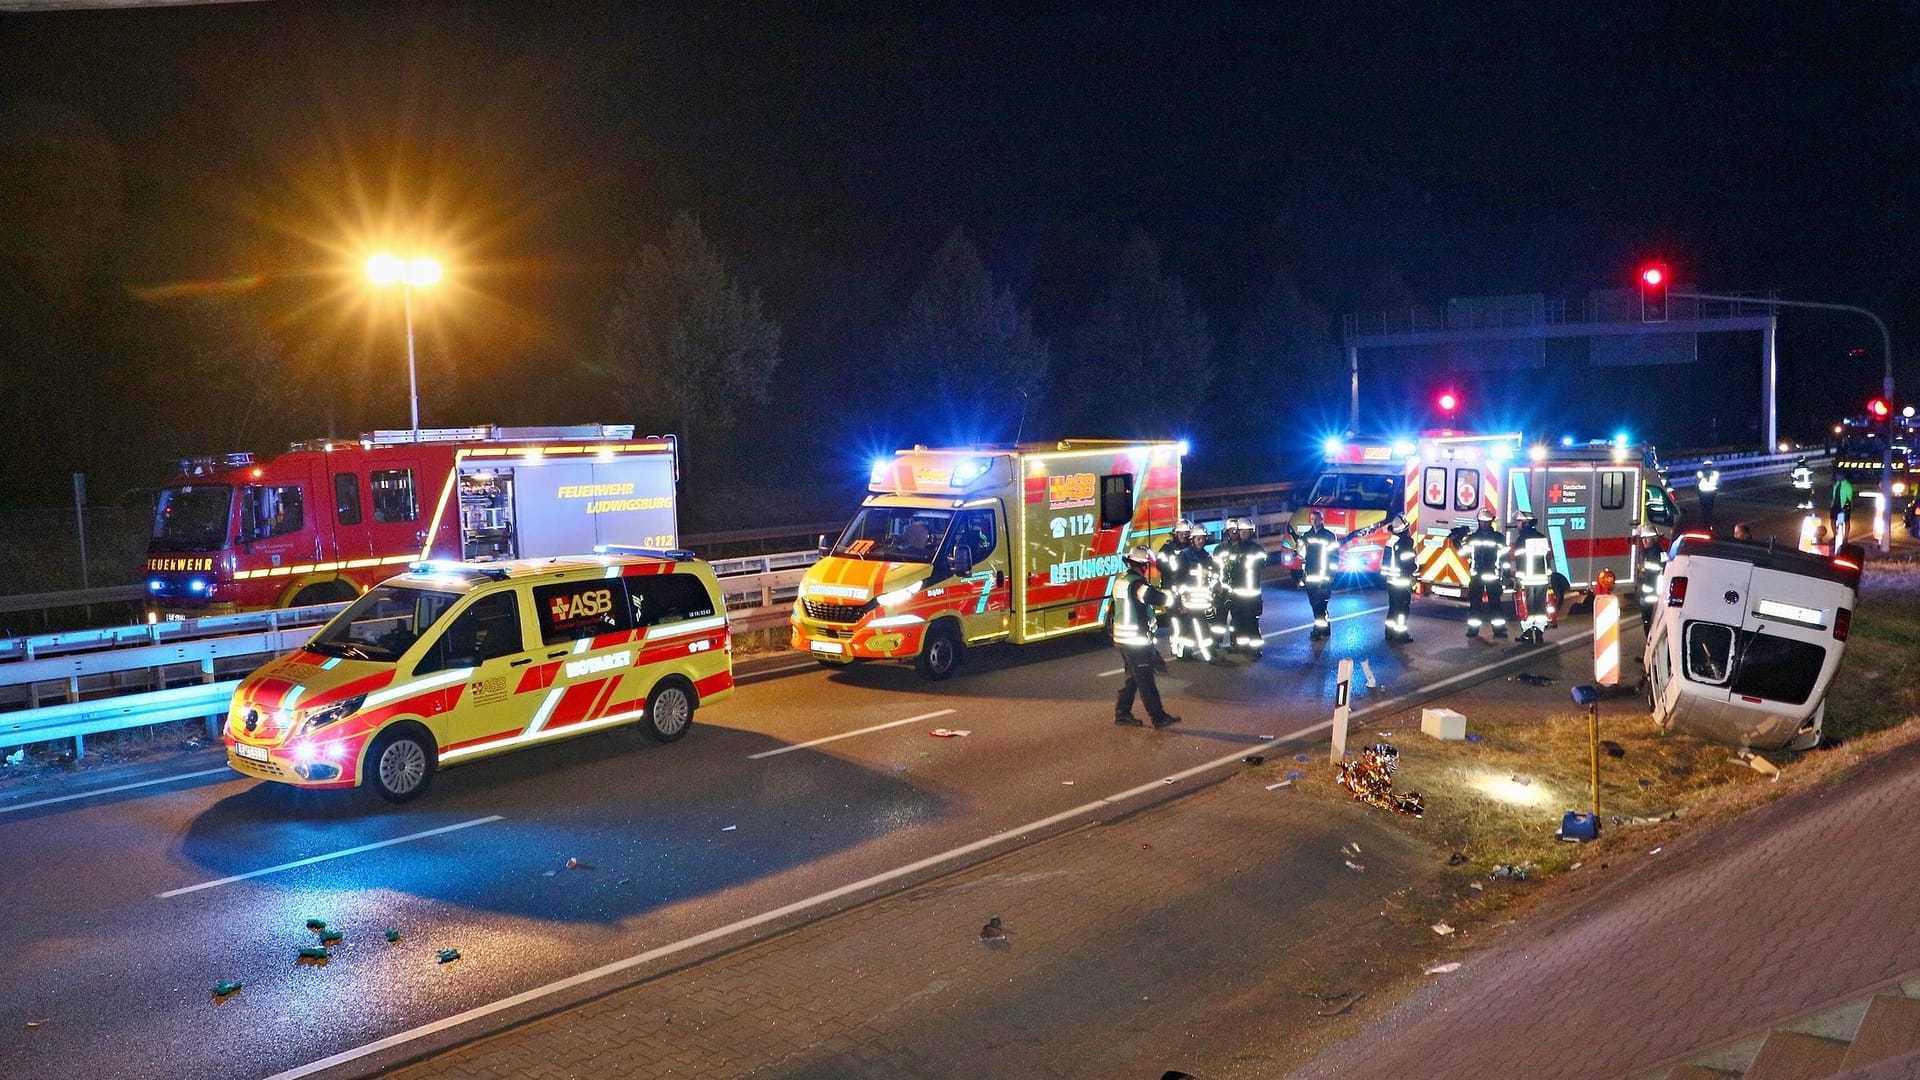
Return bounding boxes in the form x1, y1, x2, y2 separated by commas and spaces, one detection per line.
803, 599, 873, 624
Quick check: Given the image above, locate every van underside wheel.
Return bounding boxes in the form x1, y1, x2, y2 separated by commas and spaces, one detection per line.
366, 726, 435, 803
916, 623, 962, 680
643, 681, 695, 743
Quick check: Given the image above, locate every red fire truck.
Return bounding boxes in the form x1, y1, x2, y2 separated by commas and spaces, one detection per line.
144, 424, 679, 616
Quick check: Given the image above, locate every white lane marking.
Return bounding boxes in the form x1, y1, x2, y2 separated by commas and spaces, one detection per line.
0, 767, 233, 816
748, 709, 957, 759
1098, 604, 1392, 675
261, 630, 1595, 1080
156, 816, 504, 898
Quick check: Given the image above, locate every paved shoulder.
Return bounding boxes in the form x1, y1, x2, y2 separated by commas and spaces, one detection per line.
1287, 738, 1920, 1080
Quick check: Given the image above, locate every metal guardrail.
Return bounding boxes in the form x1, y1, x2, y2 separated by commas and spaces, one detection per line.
1, 602, 349, 665
1663, 449, 1827, 488
0, 680, 239, 749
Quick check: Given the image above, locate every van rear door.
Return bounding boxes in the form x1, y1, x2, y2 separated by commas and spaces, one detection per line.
1728, 568, 1841, 712
1672, 557, 1752, 717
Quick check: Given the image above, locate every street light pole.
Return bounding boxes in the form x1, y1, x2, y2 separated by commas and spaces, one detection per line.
403, 280, 420, 443
1673, 290, 1894, 554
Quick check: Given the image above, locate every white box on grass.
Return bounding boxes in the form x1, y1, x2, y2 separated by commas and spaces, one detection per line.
1421, 707, 1466, 741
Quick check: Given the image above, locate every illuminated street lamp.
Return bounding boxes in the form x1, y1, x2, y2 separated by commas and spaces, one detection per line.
366, 254, 443, 442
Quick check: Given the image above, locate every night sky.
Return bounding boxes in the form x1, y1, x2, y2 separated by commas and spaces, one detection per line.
1, 1, 1916, 506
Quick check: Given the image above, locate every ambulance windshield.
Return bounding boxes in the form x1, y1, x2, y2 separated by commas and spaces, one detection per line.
307, 584, 462, 663
151, 485, 233, 553
1305, 471, 1399, 511
832, 507, 954, 563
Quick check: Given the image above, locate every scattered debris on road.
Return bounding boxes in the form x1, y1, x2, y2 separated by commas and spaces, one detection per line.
212, 981, 242, 998
1510, 672, 1556, 686
384, 930, 402, 943
979, 916, 1010, 946
297, 946, 330, 962
565, 856, 594, 869
1243, 754, 1265, 765
1602, 739, 1627, 758
1488, 862, 1534, 880
1344, 859, 1366, 872
437, 948, 461, 964
1266, 780, 1293, 790
1732, 749, 1781, 780
1336, 743, 1425, 816
1431, 921, 1456, 936
929, 728, 971, 738
25, 1018, 46, 1028
4, 748, 24, 766
1423, 962, 1462, 975
304, 918, 327, 931
1448, 851, 1468, 866
318, 928, 343, 945
1315, 989, 1365, 1017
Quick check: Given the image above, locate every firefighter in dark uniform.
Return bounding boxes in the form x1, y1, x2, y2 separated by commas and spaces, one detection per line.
1791, 456, 1815, 511
1299, 509, 1340, 641
1382, 513, 1417, 642
1163, 519, 1212, 661
1635, 524, 1666, 634
1208, 519, 1239, 652
1226, 516, 1267, 653
1696, 459, 1721, 528
1462, 507, 1509, 639
1510, 510, 1554, 645
1112, 545, 1181, 728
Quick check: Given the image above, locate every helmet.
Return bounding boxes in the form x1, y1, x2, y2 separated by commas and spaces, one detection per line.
1477, 508, 1496, 523
1174, 519, 1195, 536
1703, 458, 1715, 467
1387, 514, 1410, 535
1514, 510, 1536, 525
1236, 517, 1255, 533
1124, 545, 1153, 567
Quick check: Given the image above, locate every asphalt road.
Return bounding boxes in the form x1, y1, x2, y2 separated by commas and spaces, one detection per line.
0, 472, 1820, 1080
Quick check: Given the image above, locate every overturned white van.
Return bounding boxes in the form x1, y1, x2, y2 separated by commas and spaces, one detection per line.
1644, 534, 1863, 751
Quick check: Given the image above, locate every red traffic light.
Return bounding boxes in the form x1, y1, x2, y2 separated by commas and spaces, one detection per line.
1869, 398, 1891, 419
1639, 262, 1670, 323
1436, 390, 1460, 414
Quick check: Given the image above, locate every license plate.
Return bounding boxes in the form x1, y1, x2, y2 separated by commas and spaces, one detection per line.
809, 640, 845, 655
1433, 586, 1464, 598
164, 613, 187, 622
234, 743, 269, 763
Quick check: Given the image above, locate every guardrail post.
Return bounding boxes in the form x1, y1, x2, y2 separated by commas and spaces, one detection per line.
202, 658, 220, 740
66, 674, 83, 760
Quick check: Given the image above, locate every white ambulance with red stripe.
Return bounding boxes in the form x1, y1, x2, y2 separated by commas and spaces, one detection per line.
792, 440, 1183, 679
225, 551, 732, 801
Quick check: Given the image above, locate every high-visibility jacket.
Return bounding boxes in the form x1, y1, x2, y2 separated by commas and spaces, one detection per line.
1512, 526, 1553, 586
1158, 538, 1194, 588
1697, 468, 1721, 494
1300, 526, 1339, 586
1791, 465, 1814, 491
1111, 570, 1168, 647
1228, 536, 1268, 596
1173, 542, 1215, 610
1464, 523, 1507, 580
1383, 534, 1417, 588
1637, 541, 1666, 601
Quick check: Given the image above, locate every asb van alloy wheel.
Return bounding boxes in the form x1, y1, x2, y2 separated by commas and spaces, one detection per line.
643, 681, 695, 743
367, 726, 435, 803
916, 623, 962, 680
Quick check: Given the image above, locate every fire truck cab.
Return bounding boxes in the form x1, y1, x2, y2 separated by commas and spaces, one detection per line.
145, 424, 679, 617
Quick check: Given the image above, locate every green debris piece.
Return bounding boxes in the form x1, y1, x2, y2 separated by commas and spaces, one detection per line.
318, 929, 344, 945
212, 980, 243, 997
298, 945, 331, 960
304, 918, 327, 931
384, 929, 402, 943
436, 948, 461, 964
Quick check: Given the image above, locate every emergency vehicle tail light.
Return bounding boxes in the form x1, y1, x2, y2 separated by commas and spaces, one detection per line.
1833, 607, 1853, 641
1832, 556, 1860, 572
1666, 576, 1688, 607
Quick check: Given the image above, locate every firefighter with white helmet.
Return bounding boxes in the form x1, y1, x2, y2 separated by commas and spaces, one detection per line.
1299, 509, 1340, 641
1208, 519, 1239, 651
1635, 523, 1665, 634
1163, 519, 1214, 661
1696, 459, 1721, 528
1791, 456, 1815, 511
1382, 513, 1417, 642
1111, 545, 1182, 728
1462, 506, 1509, 639
1510, 510, 1554, 644
1224, 516, 1268, 652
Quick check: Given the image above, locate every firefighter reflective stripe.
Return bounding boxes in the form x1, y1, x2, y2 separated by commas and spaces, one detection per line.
1234, 541, 1268, 595
1466, 528, 1505, 575
1384, 537, 1417, 585
1302, 530, 1338, 584
1515, 533, 1551, 585
1111, 577, 1160, 646
1697, 470, 1720, 493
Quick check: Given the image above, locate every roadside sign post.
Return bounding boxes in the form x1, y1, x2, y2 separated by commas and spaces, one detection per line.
1330, 657, 1353, 761
1565, 683, 1604, 841
73, 471, 89, 591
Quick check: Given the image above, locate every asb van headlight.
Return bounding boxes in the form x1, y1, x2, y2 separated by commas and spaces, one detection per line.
876, 580, 925, 608
294, 693, 366, 738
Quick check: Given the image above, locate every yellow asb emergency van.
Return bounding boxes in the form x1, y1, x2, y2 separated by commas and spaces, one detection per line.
225, 551, 732, 801
792, 440, 1183, 678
